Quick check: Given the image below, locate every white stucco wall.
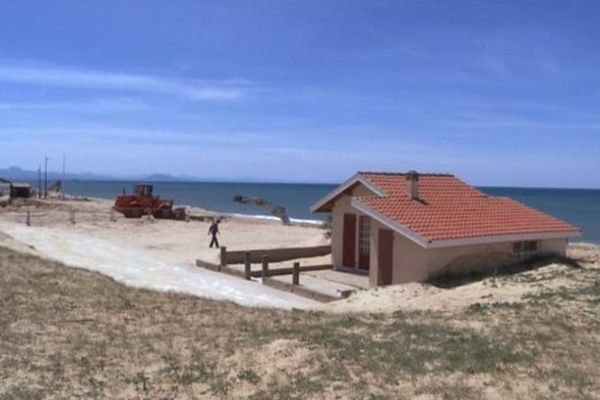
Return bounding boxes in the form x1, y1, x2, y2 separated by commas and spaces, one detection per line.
539, 238, 569, 254
376, 233, 569, 285
368, 218, 429, 286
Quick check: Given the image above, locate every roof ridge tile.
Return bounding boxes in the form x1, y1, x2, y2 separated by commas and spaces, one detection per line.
358, 171, 455, 177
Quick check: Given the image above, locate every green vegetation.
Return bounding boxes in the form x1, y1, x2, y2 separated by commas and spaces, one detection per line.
1, 246, 599, 399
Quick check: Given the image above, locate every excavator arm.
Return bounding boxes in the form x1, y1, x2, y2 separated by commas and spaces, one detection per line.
233, 195, 291, 225
48, 180, 63, 193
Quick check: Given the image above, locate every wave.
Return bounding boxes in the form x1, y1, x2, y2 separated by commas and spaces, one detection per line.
227, 212, 326, 226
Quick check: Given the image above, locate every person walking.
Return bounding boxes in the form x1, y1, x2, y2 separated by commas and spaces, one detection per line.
208, 220, 220, 248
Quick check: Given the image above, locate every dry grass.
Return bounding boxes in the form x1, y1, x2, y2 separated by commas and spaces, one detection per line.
1, 246, 600, 399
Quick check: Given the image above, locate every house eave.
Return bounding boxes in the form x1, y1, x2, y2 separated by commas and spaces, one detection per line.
426, 231, 581, 248
310, 173, 386, 213
350, 198, 430, 248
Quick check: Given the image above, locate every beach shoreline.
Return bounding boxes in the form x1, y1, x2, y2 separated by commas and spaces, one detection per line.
42, 180, 600, 243
60, 191, 328, 227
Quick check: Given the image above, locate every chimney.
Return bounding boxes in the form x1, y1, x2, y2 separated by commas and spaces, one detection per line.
406, 170, 419, 200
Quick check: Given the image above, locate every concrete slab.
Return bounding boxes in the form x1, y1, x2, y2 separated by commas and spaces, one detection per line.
306, 269, 370, 289
270, 273, 358, 299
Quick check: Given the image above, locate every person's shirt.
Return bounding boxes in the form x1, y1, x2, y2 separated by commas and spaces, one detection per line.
209, 223, 219, 235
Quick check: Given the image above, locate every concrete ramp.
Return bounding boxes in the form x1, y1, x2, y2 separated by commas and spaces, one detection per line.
0, 221, 318, 310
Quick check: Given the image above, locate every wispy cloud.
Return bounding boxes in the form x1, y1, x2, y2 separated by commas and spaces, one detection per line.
0, 125, 276, 148
444, 119, 600, 131
0, 97, 149, 112
0, 62, 253, 101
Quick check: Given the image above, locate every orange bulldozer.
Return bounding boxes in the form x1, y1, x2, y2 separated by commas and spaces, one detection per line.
113, 183, 187, 220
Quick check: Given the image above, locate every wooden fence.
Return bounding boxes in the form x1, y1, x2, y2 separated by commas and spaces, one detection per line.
195, 245, 351, 303
248, 263, 333, 278
220, 245, 331, 265
196, 257, 333, 280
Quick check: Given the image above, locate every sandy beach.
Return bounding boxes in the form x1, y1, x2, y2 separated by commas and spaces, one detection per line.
0, 197, 331, 309
0, 197, 598, 313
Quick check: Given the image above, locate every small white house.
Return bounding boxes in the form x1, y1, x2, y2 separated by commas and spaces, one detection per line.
312, 171, 581, 287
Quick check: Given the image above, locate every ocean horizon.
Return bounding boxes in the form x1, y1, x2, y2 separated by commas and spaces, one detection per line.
51, 180, 600, 244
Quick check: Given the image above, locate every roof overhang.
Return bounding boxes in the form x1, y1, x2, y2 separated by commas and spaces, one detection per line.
351, 198, 430, 247
310, 173, 386, 213
351, 198, 582, 249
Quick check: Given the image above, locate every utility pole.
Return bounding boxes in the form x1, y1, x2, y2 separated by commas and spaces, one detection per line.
62, 154, 66, 199
44, 156, 48, 199
37, 165, 42, 199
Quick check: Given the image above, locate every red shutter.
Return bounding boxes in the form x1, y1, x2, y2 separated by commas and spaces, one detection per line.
342, 213, 357, 268
377, 229, 394, 285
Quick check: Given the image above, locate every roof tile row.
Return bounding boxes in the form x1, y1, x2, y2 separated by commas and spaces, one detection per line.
355, 172, 579, 242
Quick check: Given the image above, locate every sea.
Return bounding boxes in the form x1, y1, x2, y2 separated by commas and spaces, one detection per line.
59, 181, 600, 244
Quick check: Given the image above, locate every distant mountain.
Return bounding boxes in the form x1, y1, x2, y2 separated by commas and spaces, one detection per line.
0, 166, 114, 182
144, 173, 189, 182
0, 166, 202, 183
0, 166, 329, 184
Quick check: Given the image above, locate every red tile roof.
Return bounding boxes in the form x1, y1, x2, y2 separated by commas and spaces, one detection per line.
354, 172, 580, 243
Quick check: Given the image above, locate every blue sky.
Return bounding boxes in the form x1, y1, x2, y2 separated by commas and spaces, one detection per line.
1, 1, 599, 187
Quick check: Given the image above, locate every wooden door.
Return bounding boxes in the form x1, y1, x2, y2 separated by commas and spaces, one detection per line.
358, 215, 370, 270
342, 213, 356, 268
377, 229, 394, 285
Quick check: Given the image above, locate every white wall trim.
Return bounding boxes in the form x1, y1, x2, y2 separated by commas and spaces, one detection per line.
311, 173, 386, 213
351, 198, 581, 250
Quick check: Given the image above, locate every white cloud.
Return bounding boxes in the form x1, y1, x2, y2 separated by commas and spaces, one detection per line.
0, 62, 252, 101
0, 97, 149, 112
0, 125, 274, 148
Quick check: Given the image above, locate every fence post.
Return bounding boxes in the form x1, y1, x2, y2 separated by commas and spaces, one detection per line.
26, 210, 31, 226
244, 252, 251, 280
261, 255, 269, 281
292, 262, 300, 286
220, 246, 227, 271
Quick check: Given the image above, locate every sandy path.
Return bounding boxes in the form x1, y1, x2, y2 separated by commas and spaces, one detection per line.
0, 220, 318, 310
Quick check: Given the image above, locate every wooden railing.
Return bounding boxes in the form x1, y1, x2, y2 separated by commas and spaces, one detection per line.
220, 245, 331, 265
195, 245, 349, 303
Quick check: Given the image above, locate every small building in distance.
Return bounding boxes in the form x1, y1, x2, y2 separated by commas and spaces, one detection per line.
11, 182, 32, 198
0, 178, 11, 198
312, 171, 581, 287
0, 177, 31, 199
